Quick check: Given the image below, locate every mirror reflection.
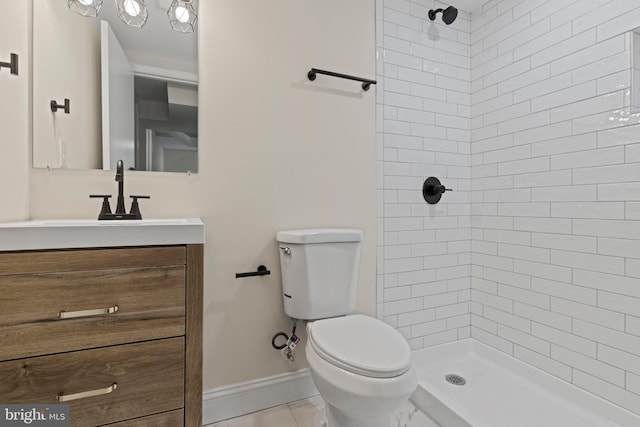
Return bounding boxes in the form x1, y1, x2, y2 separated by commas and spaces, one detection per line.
32, 0, 198, 173
632, 27, 640, 113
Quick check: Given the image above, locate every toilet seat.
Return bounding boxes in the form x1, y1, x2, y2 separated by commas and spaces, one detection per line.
308, 314, 411, 379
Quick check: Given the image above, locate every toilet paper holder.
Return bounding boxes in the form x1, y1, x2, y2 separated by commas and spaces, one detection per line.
236, 265, 271, 279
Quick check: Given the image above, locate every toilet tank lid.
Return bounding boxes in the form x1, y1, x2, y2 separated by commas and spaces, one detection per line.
276, 228, 363, 244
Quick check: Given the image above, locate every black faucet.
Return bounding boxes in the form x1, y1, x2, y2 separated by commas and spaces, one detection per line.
90, 160, 150, 220
115, 159, 126, 215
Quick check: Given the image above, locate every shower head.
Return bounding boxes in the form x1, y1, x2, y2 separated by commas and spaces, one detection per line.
428, 6, 458, 25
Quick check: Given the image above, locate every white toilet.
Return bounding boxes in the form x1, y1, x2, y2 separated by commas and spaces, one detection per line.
276, 228, 417, 427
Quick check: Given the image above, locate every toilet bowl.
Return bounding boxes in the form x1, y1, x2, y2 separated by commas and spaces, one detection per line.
305, 314, 417, 427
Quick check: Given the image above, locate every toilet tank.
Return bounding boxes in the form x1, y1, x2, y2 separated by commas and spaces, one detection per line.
276, 228, 363, 320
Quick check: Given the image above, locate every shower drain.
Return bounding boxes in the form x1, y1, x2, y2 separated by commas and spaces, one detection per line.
445, 374, 466, 386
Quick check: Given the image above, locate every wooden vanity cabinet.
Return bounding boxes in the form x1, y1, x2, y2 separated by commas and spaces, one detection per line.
0, 244, 203, 427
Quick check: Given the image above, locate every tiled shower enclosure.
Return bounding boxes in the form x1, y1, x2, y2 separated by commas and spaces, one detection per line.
377, 0, 640, 416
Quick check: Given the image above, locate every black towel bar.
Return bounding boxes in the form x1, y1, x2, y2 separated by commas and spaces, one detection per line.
307, 68, 377, 91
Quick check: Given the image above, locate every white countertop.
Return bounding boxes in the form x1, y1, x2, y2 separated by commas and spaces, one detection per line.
0, 218, 205, 251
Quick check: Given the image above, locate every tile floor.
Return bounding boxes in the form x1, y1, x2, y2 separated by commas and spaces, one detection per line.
205, 395, 440, 427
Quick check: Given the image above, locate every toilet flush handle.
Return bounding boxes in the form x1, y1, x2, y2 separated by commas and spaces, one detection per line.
280, 247, 291, 255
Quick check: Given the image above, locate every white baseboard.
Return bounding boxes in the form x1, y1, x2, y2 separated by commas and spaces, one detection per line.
202, 368, 319, 424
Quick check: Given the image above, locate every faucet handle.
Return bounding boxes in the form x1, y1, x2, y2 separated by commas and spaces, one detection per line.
90, 195, 113, 220
129, 195, 150, 220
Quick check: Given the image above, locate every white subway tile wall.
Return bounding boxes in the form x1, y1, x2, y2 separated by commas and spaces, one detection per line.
378, 0, 640, 416
470, 0, 640, 415
377, 0, 472, 350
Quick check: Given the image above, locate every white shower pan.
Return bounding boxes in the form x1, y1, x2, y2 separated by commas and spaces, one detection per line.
411, 339, 640, 427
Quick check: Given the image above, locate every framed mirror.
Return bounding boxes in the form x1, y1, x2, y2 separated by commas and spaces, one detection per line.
32, 0, 198, 173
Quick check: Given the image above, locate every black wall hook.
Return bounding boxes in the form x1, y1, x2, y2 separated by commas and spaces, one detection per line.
0, 53, 18, 75
236, 265, 271, 279
51, 99, 70, 114
423, 177, 453, 204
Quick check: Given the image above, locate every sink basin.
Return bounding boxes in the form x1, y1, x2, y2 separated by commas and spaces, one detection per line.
0, 218, 204, 251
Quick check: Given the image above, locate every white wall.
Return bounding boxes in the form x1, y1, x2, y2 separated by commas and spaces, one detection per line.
27, 0, 377, 391
470, 0, 640, 415
0, 0, 29, 221
377, 0, 472, 350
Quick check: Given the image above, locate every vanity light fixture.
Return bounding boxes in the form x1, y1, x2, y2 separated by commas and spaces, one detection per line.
67, 0, 198, 32
67, 0, 103, 17
115, 0, 149, 28
167, 0, 198, 33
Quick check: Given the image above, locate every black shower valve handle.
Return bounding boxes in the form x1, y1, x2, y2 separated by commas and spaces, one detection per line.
422, 177, 453, 205
432, 184, 452, 195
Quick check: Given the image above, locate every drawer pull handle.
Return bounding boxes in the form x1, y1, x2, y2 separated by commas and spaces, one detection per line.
58, 305, 119, 319
57, 383, 118, 402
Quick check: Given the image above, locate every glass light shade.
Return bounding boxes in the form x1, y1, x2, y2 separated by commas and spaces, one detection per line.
167, 0, 197, 33
67, 0, 103, 17
115, 0, 149, 28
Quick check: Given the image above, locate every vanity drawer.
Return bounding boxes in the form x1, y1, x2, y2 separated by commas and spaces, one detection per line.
0, 338, 185, 426
0, 246, 186, 275
106, 410, 184, 426
0, 266, 185, 360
